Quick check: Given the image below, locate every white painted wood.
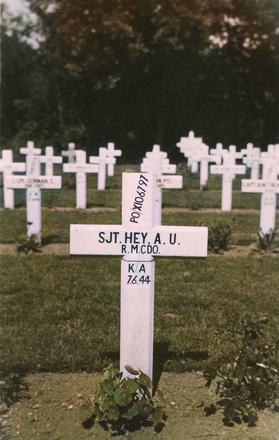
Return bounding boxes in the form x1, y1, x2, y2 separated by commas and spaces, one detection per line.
6, 141, 61, 242
40, 146, 62, 176
140, 145, 182, 224
242, 144, 261, 180
210, 149, 246, 211
177, 131, 204, 172
63, 150, 98, 208
107, 142, 122, 177
70, 172, 208, 380
89, 147, 116, 190
62, 142, 76, 163
0, 150, 25, 209
242, 155, 279, 234
210, 143, 226, 165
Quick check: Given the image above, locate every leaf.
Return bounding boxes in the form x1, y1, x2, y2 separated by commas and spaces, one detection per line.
122, 379, 138, 395
107, 406, 120, 421
102, 379, 114, 394
122, 403, 139, 420
113, 389, 130, 407
125, 365, 139, 376
138, 371, 152, 388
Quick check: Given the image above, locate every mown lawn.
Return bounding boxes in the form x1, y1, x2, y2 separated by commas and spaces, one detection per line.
1, 255, 279, 374
0, 207, 266, 245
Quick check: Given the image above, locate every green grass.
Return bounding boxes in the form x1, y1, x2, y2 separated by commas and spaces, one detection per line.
0, 208, 265, 245
1, 255, 279, 374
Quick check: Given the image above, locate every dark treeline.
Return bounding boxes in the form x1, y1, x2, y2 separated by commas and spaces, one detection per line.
1, 0, 279, 161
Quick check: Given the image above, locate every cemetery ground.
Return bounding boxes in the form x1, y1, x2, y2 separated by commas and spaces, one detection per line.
1, 165, 279, 439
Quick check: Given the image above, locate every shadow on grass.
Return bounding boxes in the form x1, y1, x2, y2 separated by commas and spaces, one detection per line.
101, 343, 208, 394
41, 235, 62, 245
0, 372, 29, 408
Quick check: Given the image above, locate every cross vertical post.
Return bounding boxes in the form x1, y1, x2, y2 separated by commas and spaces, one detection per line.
107, 143, 122, 177
40, 146, 62, 176
0, 150, 25, 209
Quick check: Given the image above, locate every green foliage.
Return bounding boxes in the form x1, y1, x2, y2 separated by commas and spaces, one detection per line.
16, 234, 41, 254
206, 221, 233, 253
257, 228, 279, 253
205, 315, 279, 426
92, 364, 165, 434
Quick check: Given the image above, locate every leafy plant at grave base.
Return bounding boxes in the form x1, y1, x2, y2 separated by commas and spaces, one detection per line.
16, 234, 42, 254
91, 364, 166, 435
201, 221, 232, 253
256, 228, 279, 253
204, 314, 279, 426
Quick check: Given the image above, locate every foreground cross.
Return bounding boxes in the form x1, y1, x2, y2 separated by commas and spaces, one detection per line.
0, 150, 25, 208
6, 141, 61, 242
70, 172, 207, 380
140, 145, 182, 224
210, 147, 246, 211
63, 150, 98, 208
40, 146, 62, 176
62, 143, 76, 163
242, 155, 279, 235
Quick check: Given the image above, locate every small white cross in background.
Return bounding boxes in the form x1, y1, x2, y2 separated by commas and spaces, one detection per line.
106, 142, 122, 176
242, 153, 279, 235
89, 147, 116, 190
6, 141, 61, 242
70, 172, 208, 381
210, 146, 246, 211
0, 150, 25, 209
63, 150, 98, 208
40, 146, 62, 176
177, 131, 204, 173
140, 145, 182, 224
62, 142, 76, 163
241, 143, 261, 180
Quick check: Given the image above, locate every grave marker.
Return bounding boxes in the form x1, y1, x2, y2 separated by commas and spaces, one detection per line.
6, 141, 61, 241
107, 143, 122, 177
63, 150, 98, 208
140, 145, 182, 224
242, 155, 279, 234
40, 146, 62, 176
70, 172, 208, 380
177, 131, 204, 172
241, 143, 261, 180
210, 147, 246, 211
89, 147, 116, 190
62, 142, 76, 163
0, 150, 25, 209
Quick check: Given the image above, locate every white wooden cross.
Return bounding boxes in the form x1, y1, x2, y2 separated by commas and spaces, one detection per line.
140, 145, 182, 224
62, 142, 76, 163
70, 172, 207, 380
106, 142, 122, 177
190, 143, 221, 188
6, 141, 62, 242
40, 146, 62, 176
210, 143, 226, 164
89, 147, 116, 190
63, 150, 98, 208
177, 131, 204, 172
241, 143, 261, 180
210, 147, 246, 211
242, 154, 279, 235
0, 150, 25, 209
